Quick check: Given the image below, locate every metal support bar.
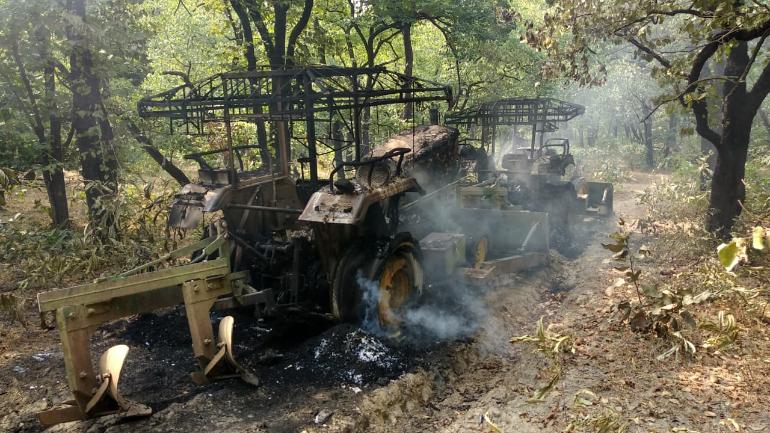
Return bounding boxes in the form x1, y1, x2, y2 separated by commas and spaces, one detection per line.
227, 203, 303, 214
304, 75, 318, 182
38, 258, 230, 312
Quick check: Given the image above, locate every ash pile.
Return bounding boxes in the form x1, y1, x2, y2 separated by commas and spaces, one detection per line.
259, 324, 425, 387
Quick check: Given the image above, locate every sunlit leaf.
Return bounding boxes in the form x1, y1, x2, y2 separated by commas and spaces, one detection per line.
752, 226, 766, 251
717, 238, 747, 272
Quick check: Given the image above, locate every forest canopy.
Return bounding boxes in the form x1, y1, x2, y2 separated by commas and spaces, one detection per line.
0, 0, 768, 238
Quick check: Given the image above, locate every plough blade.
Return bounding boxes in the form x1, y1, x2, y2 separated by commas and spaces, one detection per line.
86, 344, 128, 413
195, 316, 259, 386
37, 345, 151, 426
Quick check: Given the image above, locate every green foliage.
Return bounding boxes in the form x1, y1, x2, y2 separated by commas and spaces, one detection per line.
715, 226, 769, 274
701, 311, 740, 351
0, 178, 179, 290
637, 168, 711, 248
572, 144, 637, 184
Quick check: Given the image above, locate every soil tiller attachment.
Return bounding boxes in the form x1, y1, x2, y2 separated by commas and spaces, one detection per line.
36, 228, 262, 425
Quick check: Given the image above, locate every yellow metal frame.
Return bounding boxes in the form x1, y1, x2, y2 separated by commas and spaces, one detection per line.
36, 233, 252, 426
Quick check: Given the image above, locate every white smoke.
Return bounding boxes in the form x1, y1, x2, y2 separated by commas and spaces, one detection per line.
356, 271, 485, 342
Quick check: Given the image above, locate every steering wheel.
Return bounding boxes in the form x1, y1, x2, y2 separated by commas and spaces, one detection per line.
328, 147, 412, 192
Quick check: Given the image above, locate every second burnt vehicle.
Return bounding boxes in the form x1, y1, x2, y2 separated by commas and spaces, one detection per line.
446, 98, 613, 250
34, 66, 550, 426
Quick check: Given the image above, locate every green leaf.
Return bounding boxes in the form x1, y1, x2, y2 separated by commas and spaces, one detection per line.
717, 238, 747, 272
527, 372, 561, 402
628, 269, 642, 282
683, 290, 711, 306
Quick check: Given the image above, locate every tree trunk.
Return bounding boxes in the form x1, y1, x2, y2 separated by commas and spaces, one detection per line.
644, 119, 654, 168
700, 57, 725, 190
707, 41, 752, 238
708, 129, 749, 238
362, 106, 371, 156
333, 120, 344, 180
641, 102, 654, 169
664, 112, 678, 157
401, 23, 414, 120
229, 0, 271, 167
42, 63, 70, 227
587, 128, 596, 147
699, 137, 717, 191
628, 122, 642, 144
31, 17, 70, 227
68, 0, 117, 226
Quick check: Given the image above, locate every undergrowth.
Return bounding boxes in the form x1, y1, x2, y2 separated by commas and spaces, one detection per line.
608, 153, 770, 362
0, 177, 185, 292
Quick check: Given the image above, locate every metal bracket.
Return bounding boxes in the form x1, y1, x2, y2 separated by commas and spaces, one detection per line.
181, 281, 259, 386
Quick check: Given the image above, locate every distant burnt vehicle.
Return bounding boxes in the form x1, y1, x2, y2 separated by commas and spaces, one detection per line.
446, 98, 613, 249
35, 67, 549, 426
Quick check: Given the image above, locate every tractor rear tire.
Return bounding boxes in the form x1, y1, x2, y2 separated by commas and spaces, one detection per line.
330, 233, 423, 328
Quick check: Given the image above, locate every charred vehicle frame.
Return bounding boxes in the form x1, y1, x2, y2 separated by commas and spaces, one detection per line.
35, 67, 551, 426
446, 98, 613, 248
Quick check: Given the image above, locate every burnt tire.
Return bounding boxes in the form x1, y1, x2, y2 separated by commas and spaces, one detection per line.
331, 233, 423, 328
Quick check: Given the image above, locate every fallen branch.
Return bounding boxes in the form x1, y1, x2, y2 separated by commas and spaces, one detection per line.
126, 120, 190, 186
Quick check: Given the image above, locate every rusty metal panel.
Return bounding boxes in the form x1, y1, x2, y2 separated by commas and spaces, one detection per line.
299, 178, 417, 225
446, 208, 550, 255
419, 232, 467, 275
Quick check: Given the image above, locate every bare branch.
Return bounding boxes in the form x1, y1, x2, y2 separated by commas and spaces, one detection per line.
626, 37, 672, 69
614, 8, 716, 34
287, 0, 313, 61
243, 0, 274, 55
161, 70, 192, 87
748, 30, 770, 108
126, 119, 190, 186
8, 34, 45, 141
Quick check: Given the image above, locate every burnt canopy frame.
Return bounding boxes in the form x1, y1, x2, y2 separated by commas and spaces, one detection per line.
445, 98, 585, 156
137, 66, 452, 182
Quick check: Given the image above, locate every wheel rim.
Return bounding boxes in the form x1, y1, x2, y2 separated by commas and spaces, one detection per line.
377, 254, 413, 326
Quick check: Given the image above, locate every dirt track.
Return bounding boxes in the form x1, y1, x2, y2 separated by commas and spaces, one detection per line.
5, 172, 766, 433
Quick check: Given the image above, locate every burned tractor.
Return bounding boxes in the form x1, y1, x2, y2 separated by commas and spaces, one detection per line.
35, 67, 549, 426
446, 98, 613, 248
